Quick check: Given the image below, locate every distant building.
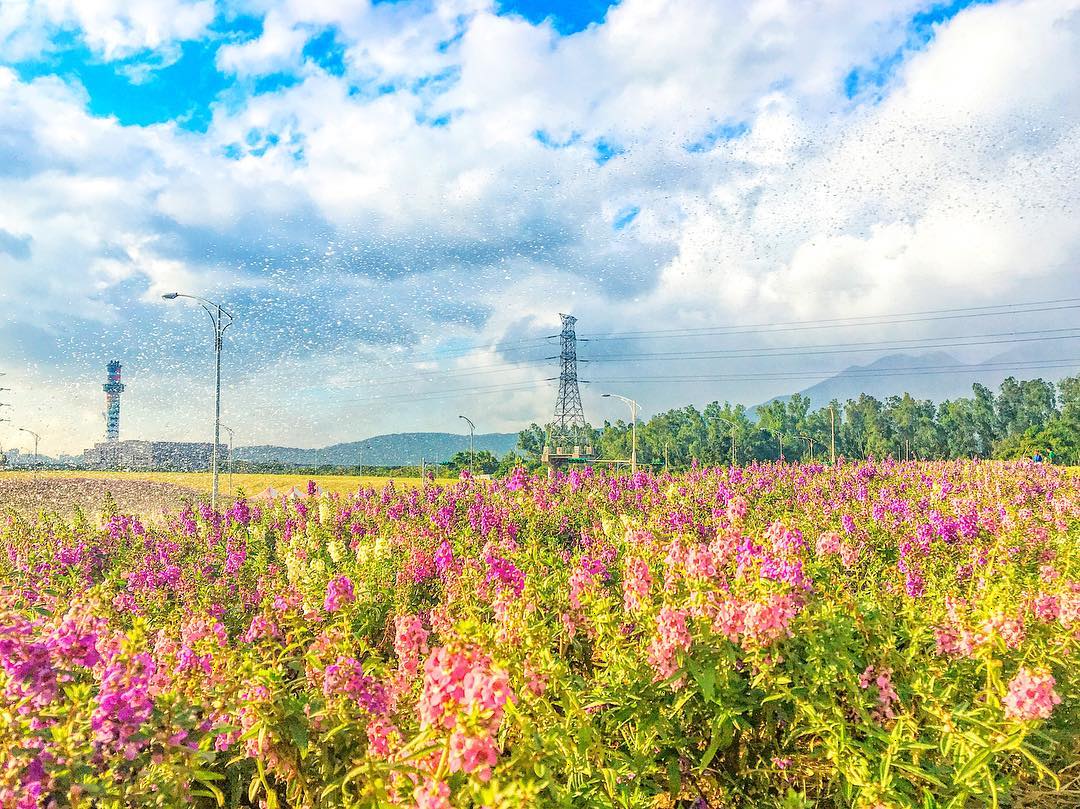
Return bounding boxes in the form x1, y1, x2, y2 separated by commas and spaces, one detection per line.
83, 440, 227, 471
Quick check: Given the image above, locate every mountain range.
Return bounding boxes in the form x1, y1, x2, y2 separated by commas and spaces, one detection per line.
233, 432, 519, 467
229, 344, 1079, 466
775, 338, 1080, 408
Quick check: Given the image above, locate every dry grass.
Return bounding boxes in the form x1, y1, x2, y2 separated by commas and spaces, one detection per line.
1, 470, 447, 498
0, 475, 200, 520
0, 471, 454, 520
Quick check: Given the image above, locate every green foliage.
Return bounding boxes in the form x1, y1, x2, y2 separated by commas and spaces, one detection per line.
0, 462, 1077, 807
580, 374, 1080, 469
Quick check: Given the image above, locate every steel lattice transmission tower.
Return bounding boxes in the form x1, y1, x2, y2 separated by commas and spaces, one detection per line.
551, 313, 587, 446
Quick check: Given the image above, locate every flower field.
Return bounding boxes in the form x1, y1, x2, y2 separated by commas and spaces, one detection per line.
1, 461, 1078, 808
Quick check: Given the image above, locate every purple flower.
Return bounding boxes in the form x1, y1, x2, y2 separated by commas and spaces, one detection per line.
92, 651, 156, 760
484, 553, 525, 597
434, 539, 456, 577
324, 575, 356, 612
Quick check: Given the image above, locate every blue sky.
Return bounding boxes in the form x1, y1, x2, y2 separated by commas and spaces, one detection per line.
1, 0, 1078, 454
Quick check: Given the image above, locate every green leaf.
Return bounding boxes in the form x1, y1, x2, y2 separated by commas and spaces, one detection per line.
692, 663, 716, 703
955, 746, 994, 785
667, 758, 681, 798
601, 767, 617, 798
284, 716, 309, 752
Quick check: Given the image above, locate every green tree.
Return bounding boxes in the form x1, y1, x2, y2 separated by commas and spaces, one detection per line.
448, 449, 498, 474
517, 423, 547, 460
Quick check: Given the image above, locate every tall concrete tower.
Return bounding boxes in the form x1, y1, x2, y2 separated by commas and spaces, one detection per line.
103, 360, 125, 442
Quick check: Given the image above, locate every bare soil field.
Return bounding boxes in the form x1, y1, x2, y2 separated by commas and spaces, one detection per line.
0, 475, 200, 520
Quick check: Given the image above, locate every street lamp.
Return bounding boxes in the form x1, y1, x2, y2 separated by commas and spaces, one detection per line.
763, 428, 784, 463
162, 292, 234, 509
716, 415, 738, 467
220, 424, 235, 496
458, 415, 475, 474
18, 427, 40, 472
798, 434, 815, 462
602, 393, 639, 475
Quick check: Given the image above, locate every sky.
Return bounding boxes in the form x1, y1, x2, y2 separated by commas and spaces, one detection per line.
1, 0, 1079, 456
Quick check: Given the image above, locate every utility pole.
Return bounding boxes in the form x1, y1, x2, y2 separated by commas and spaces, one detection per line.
798, 435, 815, 462
664, 443, 670, 473
459, 415, 475, 474
830, 405, 836, 465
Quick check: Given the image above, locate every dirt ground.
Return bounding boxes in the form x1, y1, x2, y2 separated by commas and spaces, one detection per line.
0, 476, 201, 520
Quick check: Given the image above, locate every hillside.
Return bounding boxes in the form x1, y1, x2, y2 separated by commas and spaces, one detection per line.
233, 431, 519, 467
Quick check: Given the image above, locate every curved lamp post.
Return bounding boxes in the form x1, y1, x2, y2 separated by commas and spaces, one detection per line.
763, 427, 784, 463
162, 292, 234, 509
18, 427, 40, 472
458, 415, 475, 474
602, 393, 639, 475
716, 415, 738, 467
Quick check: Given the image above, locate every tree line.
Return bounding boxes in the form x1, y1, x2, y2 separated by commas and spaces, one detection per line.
516, 375, 1080, 468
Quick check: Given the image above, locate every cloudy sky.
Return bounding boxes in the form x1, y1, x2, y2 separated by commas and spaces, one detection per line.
1, 0, 1079, 455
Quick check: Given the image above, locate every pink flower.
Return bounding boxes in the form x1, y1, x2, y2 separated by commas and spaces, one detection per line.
413, 779, 451, 809
91, 651, 156, 759
622, 557, 652, 613
365, 716, 400, 758
394, 614, 430, 677
448, 729, 500, 781
1032, 594, 1060, 623
242, 614, 281, 644
647, 607, 692, 683
685, 544, 718, 579
815, 531, 842, 557
417, 646, 513, 778
742, 593, 798, 647
726, 495, 748, 525
320, 657, 388, 715
711, 598, 746, 642
981, 611, 1025, 649
859, 665, 899, 722
323, 575, 355, 612
1003, 668, 1060, 721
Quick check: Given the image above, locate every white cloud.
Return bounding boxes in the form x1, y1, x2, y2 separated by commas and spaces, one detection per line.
2, 0, 214, 60
1, 0, 1079, 454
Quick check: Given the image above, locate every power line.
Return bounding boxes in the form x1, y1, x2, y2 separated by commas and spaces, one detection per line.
311, 328, 1080, 406
579, 295, 1080, 341
312, 356, 1080, 410
584, 329, 1080, 362
320, 326, 1080, 392
314, 295, 1080, 380
591, 358, 1080, 384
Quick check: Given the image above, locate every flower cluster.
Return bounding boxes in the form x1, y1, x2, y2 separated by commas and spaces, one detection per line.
418, 646, 513, 781
0, 459, 1075, 808
1003, 667, 1061, 721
